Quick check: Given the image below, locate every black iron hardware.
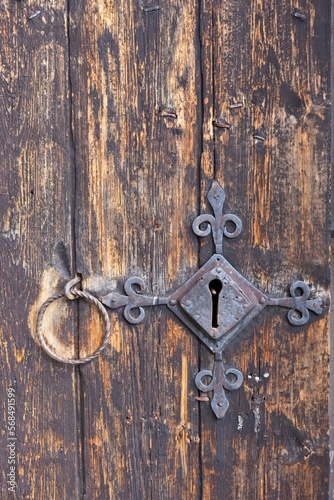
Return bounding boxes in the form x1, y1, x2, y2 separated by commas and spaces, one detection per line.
101, 181, 322, 419
38, 181, 322, 417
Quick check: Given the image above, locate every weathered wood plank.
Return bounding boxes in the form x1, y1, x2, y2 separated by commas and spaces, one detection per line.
69, 1, 201, 498
1, 0, 329, 497
199, 0, 330, 498
0, 2, 79, 498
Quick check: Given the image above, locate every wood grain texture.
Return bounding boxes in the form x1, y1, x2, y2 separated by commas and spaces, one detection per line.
0, 1, 79, 499
199, 0, 330, 499
0, 0, 330, 498
69, 0, 201, 498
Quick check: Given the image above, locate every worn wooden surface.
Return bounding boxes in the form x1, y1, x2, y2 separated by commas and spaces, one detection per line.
69, 0, 201, 498
199, 0, 330, 499
0, 1, 79, 498
0, 0, 330, 498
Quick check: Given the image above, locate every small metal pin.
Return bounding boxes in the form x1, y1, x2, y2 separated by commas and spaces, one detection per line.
293, 10, 307, 22
229, 102, 243, 109
160, 109, 177, 119
195, 396, 210, 402
213, 121, 230, 129
144, 5, 160, 12
254, 135, 265, 141
28, 10, 41, 20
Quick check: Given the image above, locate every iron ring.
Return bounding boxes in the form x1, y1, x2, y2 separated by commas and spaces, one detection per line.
37, 285, 111, 365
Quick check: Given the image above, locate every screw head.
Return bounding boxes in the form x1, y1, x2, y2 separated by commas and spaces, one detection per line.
169, 299, 177, 306
260, 297, 266, 304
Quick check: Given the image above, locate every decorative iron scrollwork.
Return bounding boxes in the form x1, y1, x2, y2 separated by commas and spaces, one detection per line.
192, 181, 242, 253
38, 181, 322, 418
195, 352, 243, 418
101, 276, 169, 324
99, 181, 322, 419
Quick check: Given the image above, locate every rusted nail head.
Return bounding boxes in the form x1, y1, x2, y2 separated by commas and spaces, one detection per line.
213, 121, 230, 129
160, 109, 177, 119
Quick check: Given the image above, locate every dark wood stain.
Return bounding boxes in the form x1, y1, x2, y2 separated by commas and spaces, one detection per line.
0, 0, 330, 498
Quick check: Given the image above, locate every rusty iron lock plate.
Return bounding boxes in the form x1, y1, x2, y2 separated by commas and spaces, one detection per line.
168, 253, 268, 353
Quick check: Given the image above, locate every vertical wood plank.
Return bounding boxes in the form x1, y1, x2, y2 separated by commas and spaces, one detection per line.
0, 1, 79, 498
2, 0, 326, 497
199, 0, 330, 498
69, 1, 201, 498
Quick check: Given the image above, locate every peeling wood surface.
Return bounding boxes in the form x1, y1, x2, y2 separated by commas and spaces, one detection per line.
0, 0, 330, 499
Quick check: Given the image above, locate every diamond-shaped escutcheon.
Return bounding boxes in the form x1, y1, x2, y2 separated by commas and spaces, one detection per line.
168, 254, 268, 353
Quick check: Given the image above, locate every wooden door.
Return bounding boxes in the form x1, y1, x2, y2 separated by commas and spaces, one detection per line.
0, 0, 330, 498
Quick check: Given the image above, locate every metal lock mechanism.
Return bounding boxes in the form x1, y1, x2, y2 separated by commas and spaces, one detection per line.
168, 253, 268, 355
101, 181, 322, 419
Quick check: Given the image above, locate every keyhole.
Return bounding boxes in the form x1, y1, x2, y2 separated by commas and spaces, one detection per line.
209, 279, 223, 328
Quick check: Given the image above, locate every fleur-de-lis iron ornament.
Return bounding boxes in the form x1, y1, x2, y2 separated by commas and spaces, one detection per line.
37, 181, 323, 417
100, 181, 323, 419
